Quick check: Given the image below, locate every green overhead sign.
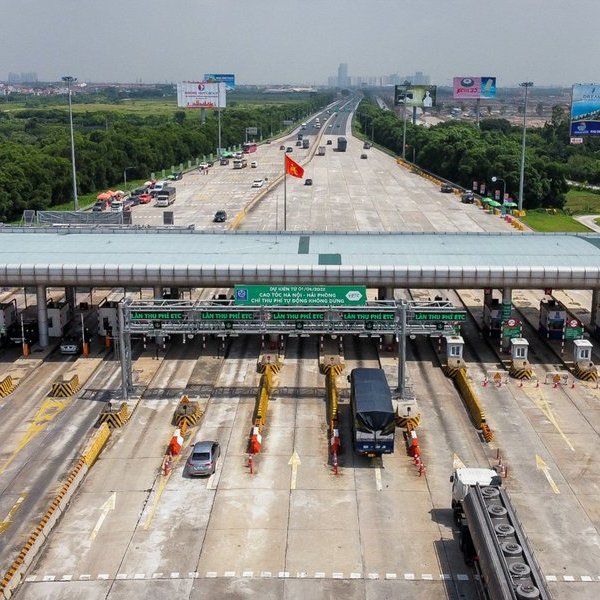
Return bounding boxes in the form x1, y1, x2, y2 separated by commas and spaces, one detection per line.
234, 285, 366, 307
130, 311, 184, 321
411, 311, 466, 322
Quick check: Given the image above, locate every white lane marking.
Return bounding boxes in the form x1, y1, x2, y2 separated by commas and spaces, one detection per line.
80, 574, 91, 580
404, 573, 415, 580
260, 571, 272, 578
206, 572, 217, 578
375, 467, 383, 491
189, 572, 199, 578
440, 574, 451, 580
242, 571, 253, 577
563, 575, 575, 581
223, 571, 236, 577
61, 575, 73, 581
89, 492, 116, 540
456, 574, 470, 581
278, 571, 290, 578
581, 575, 593, 581
350, 573, 362, 579
116, 573, 127, 580
296, 572, 307, 578
134, 573, 145, 579
422, 574, 433, 580
315, 572, 325, 578
152, 573, 163, 579
25, 576, 37, 582
332, 572, 343, 578
546, 575, 557, 581
367, 573, 379, 579
385, 573, 397, 579
288, 451, 301, 490
42, 576, 55, 582
170, 572, 179, 578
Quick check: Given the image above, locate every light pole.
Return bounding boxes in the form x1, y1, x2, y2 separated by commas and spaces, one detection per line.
62, 76, 78, 211
123, 167, 134, 190
517, 81, 533, 213
491, 176, 506, 203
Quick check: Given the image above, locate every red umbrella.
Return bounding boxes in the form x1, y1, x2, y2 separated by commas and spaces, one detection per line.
96, 192, 111, 200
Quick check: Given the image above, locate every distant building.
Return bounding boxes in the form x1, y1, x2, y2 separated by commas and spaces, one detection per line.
7, 72, 38, 84
337, 63, 349, 88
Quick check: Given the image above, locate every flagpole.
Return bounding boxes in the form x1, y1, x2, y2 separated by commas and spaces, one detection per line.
284, 154, 287, 231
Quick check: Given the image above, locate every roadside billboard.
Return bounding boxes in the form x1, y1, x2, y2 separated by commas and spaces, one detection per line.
570, 84, 600, 136
204, 73, 236, 90
394, 84, 437, 108
453, 77, 496, 99
176, 81, 226, 109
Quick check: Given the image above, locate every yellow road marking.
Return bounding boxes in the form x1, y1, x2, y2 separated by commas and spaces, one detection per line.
452, 453, 466, 469
536, 455, 561, 494
0, 494, 27, 535
374, 467, 382, 491
89, 492, 116, 540
0, 397, 72, 475
288, 451, 301, 491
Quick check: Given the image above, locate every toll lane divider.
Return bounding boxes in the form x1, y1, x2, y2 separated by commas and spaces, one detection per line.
321, 359, 345, 469
0, 424, 113, 599
49, 374, 80, 398
452, 368, 494, 442
96, 401, 130, 428
0, 375, 16, 398
173, 395, 204, 429
249, 360, 280, 455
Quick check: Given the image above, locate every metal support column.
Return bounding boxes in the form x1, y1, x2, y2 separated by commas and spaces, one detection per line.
153, 286, 162, 299
36, 285, 49, 348
64, 286, 76, 311
591, 289, 600, 332
501, 287, 512, 351
118, 302, 131, 400
397, 301, 407, 398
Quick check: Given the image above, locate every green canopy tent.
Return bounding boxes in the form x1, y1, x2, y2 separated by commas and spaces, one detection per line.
488, 200, 502, 208
481, 197, 493, 204
503, 201, 518, 208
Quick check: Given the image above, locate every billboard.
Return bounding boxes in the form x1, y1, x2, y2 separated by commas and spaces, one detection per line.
204, 73, 236, 90
394, 84, 437, 108
176, 81, 226, 109
570, 84, 600, 136
453, 77, 496, 99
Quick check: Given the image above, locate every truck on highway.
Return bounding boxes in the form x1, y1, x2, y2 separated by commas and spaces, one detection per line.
349, 368, 395, 456
317, 146, 326, 156
302, 138, 310, 149
337, 137, 347, 152
451, 467, 550, 600
233, 158, 248, 169
155, 186, 176, 207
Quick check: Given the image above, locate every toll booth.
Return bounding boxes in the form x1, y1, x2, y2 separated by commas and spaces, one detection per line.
508, 338, 532, 379
572, 339, 597, 381
46, 299, 71, 338
539, 299, 566, 340
98, 298, 120, 337
483, 297, 502, 337
442, 335, 466, 377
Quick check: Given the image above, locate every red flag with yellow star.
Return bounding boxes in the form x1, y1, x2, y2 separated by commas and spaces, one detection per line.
285, 154, 304, 178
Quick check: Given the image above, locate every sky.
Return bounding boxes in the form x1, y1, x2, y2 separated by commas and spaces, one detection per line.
2, 0, 599, 87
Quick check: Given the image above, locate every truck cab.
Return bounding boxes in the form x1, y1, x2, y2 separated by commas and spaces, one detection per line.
451, 467, 501, 522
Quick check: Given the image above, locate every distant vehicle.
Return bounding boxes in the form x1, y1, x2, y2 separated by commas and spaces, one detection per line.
242, 142, 257, 154
301, 123, 307, 130
326, 139, 332, 145
296, 140, 302, 147
60, 337, 81, 355
252, 178, 265, 188
131, 186, 149, 197
315, 124, 321, 129
440, 183, 454, 193
150, 180, 168, 196
297, 133, 303, 141
213, 210, 227, 223
317, 146, 326, 156
360, 153, 368, 159
286, 147, 293, 153
92, 200, 108, 212
250, 161, 258, 168
167, 171, 183, 181
233, 152, 243, 159
302, 138, 309, 149
137, 193, 152, 204
461, 191, 475, 203
185, 441, 220, 476
304, 178, 313, 186
198, 162, 210, 170
155, 186, 176, 207
349, 368, 395, 456
363, 142, 371, 149
219, 158, 230, 166
111, 200, 124, 213
337, 137, 347, 152
279, 145, 286, 150
233, 158, 248, 169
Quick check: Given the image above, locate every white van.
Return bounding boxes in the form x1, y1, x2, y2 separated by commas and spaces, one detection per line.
151, 180, 168, 196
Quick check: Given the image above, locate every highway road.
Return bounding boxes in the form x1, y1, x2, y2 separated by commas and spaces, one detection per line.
1, 97, 599, 600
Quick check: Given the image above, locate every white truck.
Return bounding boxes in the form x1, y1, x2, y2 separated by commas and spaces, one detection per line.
451, 467, 501, 524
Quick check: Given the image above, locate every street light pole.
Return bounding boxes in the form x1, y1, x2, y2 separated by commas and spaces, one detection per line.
62, 75, 78, 211
517, 81, 533, 213
491, 176, 506, 202
123, 167, 133, 190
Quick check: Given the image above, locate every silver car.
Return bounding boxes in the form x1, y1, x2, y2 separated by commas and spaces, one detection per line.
185, 441, 220, 476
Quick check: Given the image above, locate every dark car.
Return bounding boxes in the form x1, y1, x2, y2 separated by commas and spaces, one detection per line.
279, 145, 286, 150
363, 142, 371, 149
92, 200, 108, 212
440, 183, 453, 193
219, 158, 229, 166
185, 441, 220, 476
304, 178, 313, 186
295, 140, 302, 147
360, 153, 368, 159
132, 186, 149, 197
286, 147, 293, 153
213, 210, 227, 223
326, 139, 332, 145
461, 192, 475, 204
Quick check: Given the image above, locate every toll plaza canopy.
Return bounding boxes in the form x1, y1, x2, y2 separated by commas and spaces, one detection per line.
1, 227, 600, 290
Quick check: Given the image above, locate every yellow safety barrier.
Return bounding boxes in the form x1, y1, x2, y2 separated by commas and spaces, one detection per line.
97, 402, 130, 428
173, 395, 204, 428
81, 423, 111, 466
320, 361, 345, 377
509, 362, 533, 380
0, 374, 16, 398
453, 368, 494, 442
258, 358, 282, 374
396, 412, 421, 429
325, 369, 340, 426
49, 374, 80, 397
573, 362, 598, 382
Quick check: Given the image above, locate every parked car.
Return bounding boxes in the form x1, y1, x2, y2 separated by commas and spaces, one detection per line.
304, 178, 313, 186
252, 179, 265, 188
185, 441, 220, 476
92, 200, 108, 212
167, 171, 183, 181
60, 337, 81, 355
440, 183, 454, 193
137, 193, 153, 204
213, 210, 227, 223
461, 192, 475, 203
131, 186, 149, 197
111, 200, 124, 213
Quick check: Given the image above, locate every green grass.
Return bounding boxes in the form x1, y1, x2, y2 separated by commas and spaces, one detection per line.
521, 209, 592, 232
564, 189, 600, 215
